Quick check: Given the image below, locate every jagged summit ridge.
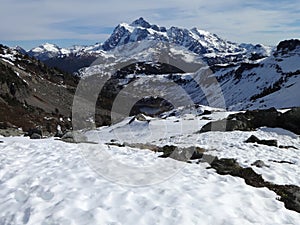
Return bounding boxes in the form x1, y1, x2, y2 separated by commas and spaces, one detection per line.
27, 17, 272, 67
102, 17, 243, 55
130, 17, 151, 28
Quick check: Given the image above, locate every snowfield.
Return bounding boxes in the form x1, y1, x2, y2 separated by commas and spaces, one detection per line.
1, 137, 300, 225
0, 107, 300, 224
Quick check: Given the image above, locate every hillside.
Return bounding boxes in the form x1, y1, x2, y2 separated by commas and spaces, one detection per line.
0, 44, 78, 133
74, 39, 299, 125
3, 19, 300, 128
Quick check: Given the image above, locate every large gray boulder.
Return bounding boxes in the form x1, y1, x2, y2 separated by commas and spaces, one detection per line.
30, 133, 42, 139
61, 131, 87, 143
245, 135, 278, 147
199, 120, 251, 133
159, 145, 205, 162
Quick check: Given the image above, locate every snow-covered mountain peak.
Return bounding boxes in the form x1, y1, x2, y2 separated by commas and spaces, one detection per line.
26, 18, 276, 70
190, 27, 211, 37
28, 43, 71, 61
32, 43, 61, 53
130, 17, 151, 28
102, 18, 245, 57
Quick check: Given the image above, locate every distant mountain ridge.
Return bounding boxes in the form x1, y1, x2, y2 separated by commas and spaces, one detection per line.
25, 18, 272, 73
3, 18, 299, 122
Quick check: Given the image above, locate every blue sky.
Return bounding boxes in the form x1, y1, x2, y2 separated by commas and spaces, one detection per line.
0, 0, 299, 50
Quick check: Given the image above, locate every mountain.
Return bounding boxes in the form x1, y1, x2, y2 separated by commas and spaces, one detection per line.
12, 46, 27, 55
27, 18, 271, 73
211, 39, 300, 110
27, 43, 103, 73
4, 18, 299, 126
0, 44, 78, 132
102, 17, 241, 54
77, 38, 299, 123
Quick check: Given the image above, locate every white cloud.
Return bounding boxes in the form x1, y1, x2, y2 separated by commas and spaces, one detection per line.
0, 0, 299, 46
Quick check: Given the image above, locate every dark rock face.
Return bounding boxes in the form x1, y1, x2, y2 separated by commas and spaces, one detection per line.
199, 120, 251, 133
0, 45, 77, 134
102, 25, 132, 51
276, 39, 300, 53
199, 107, 300, 135
130, 17, 151, 28
245, 135, 278, 147
227, 107, 281, 128
201, 110, 212, 116
281, 108, 300, 135
210, 158, 266, 186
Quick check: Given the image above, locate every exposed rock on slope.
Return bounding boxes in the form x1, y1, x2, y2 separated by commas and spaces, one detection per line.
0, 44, 78, 133
200, 107, 300, 135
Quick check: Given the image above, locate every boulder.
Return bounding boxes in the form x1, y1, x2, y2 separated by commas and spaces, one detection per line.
251, 160, 268, 168
26, 128, 42, 137
54, 130, 64, 138
199, 120, 251, 133
135, 114, 148, 122
227, 107, 281, 129
201, 110, 212, 115
245, 135, 278, 147
30, 133, 42, 139
61, 131, 87, 143
159, 145, 205, 162
128, 114, 149, 124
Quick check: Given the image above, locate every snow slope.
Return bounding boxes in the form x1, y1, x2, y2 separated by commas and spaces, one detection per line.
1, 107, 299, 224
1, 136, 299, 225
85, 106, 300, 186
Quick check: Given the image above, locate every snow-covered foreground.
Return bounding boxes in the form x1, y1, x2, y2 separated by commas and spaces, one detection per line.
86, 109, 300, 187
1, 106, 300, 224
1, 119, 300, 224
